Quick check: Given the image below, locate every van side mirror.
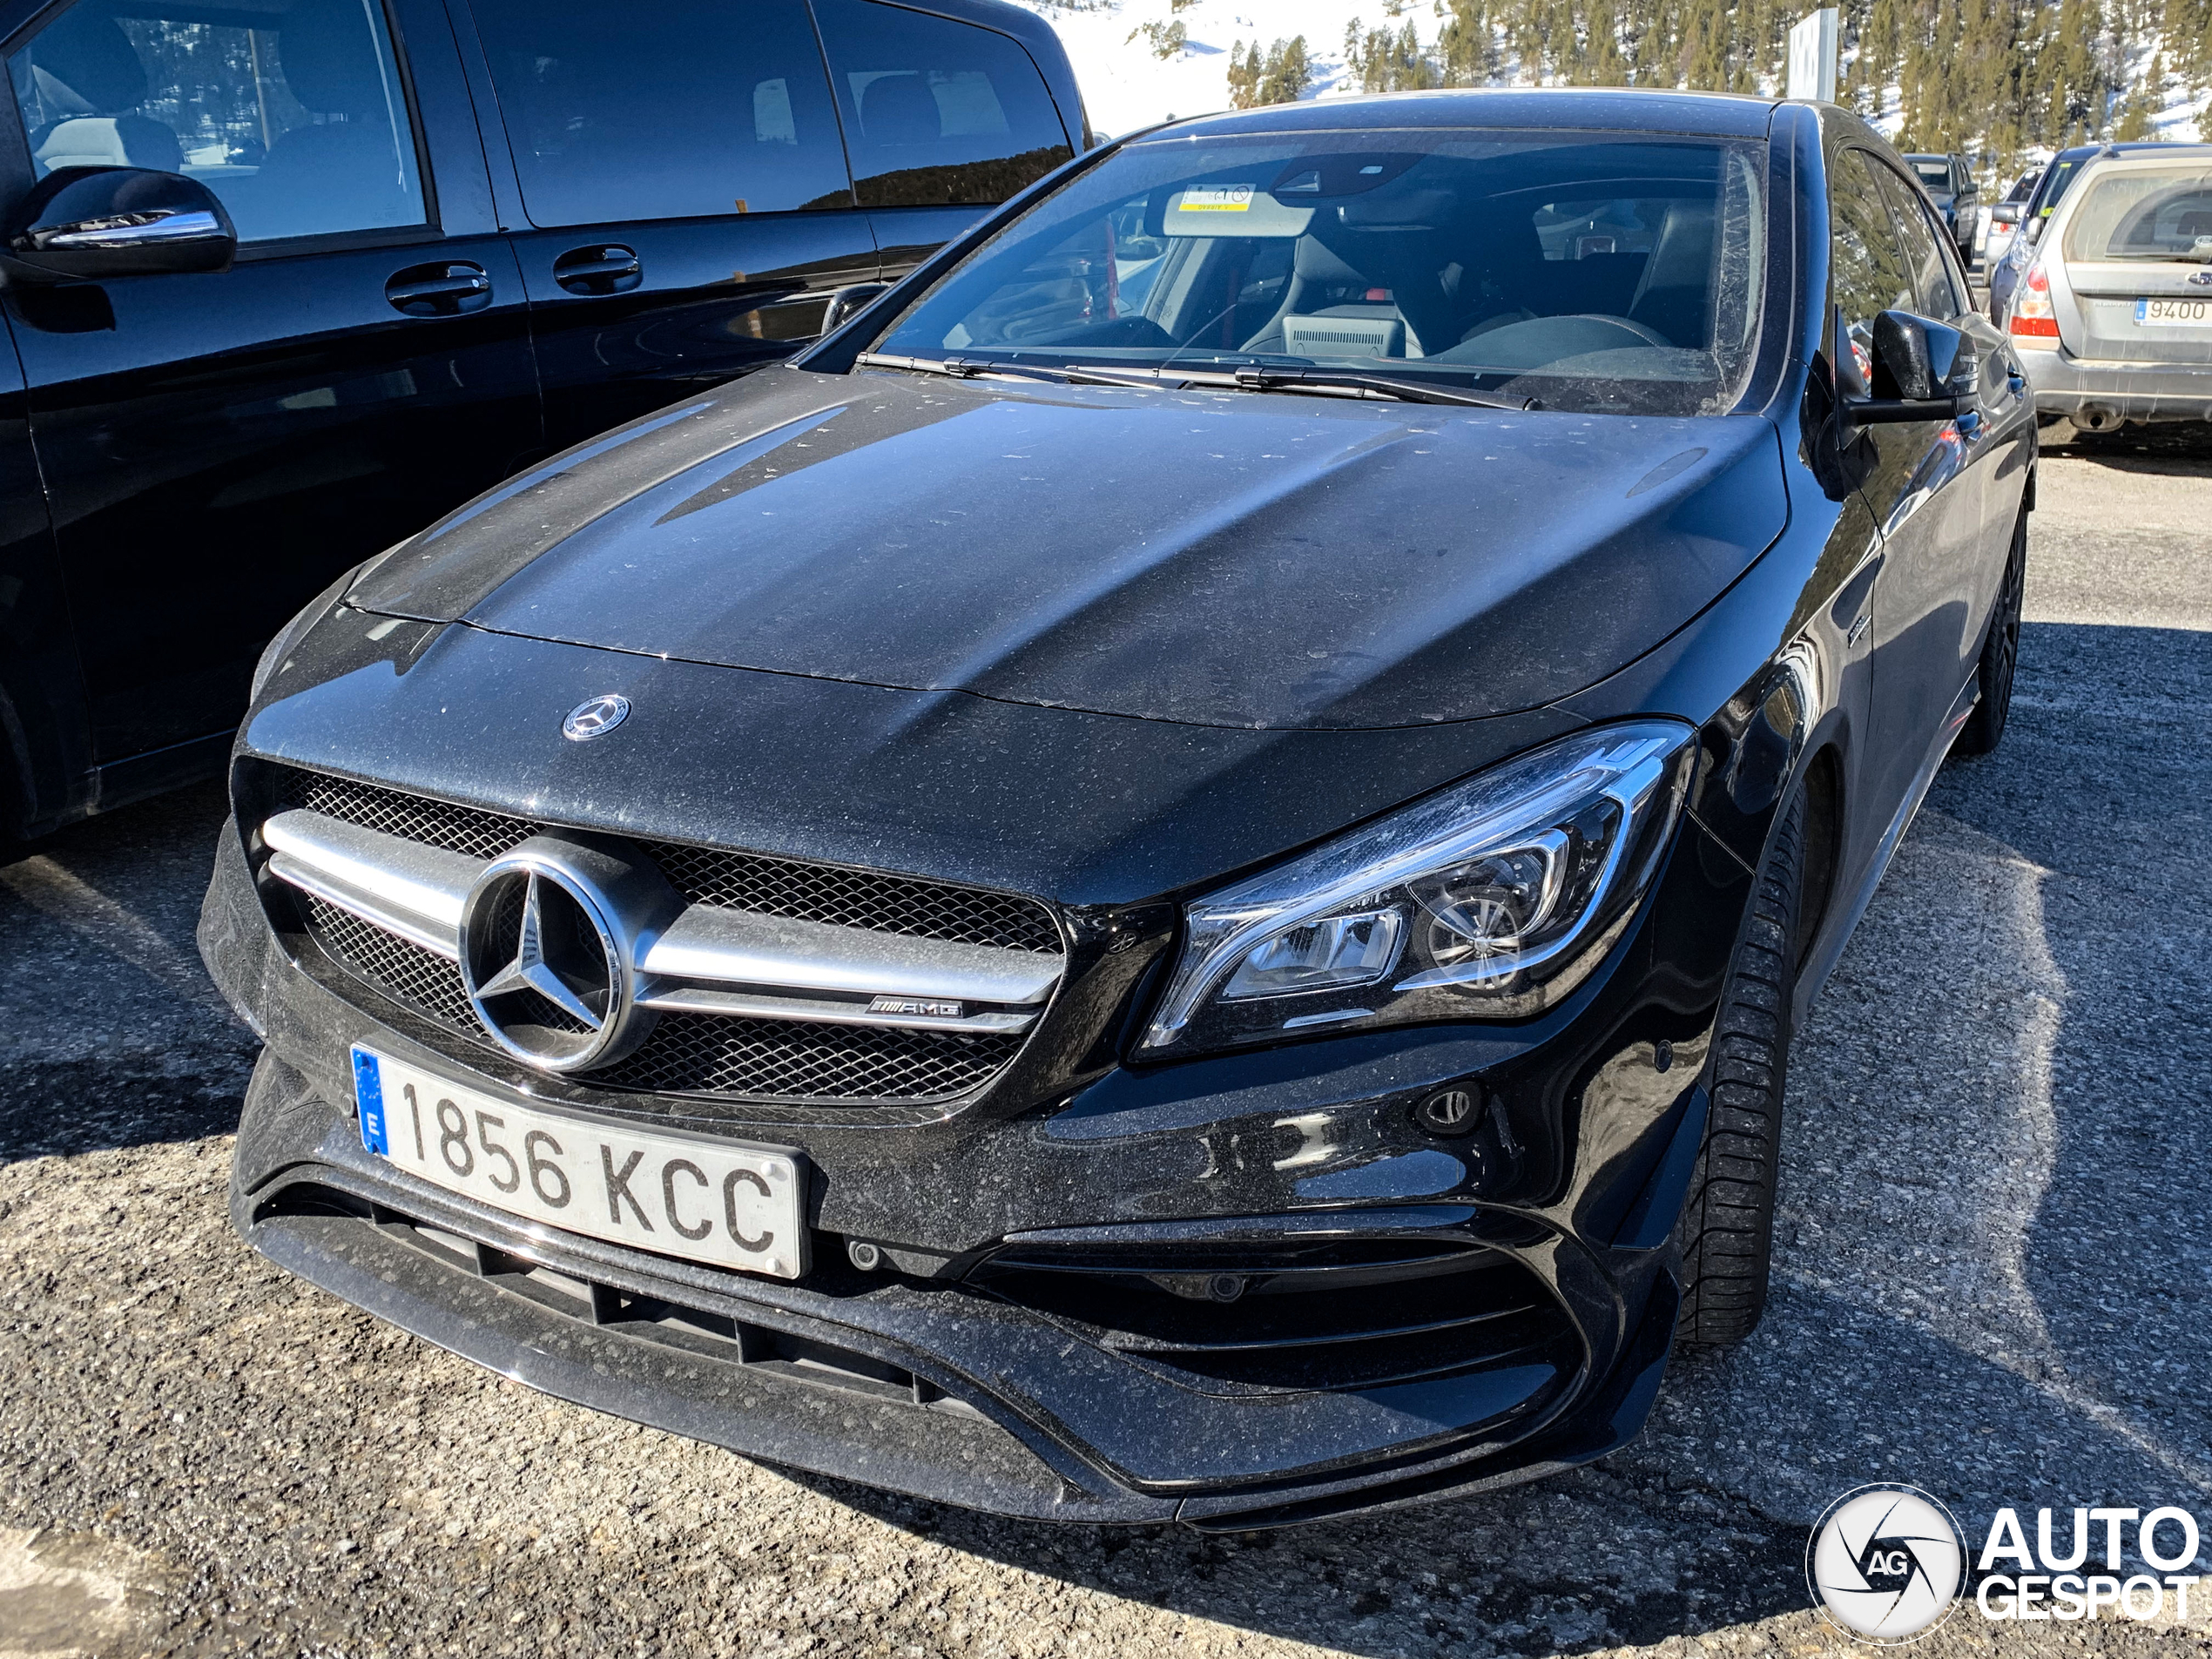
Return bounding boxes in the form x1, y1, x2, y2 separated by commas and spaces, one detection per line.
4, 166, 235, 282
1841, 310, 1974, 425
823, 281, 893, 333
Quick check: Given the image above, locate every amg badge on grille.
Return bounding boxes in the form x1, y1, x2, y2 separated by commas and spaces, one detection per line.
871, 995, 966, 1019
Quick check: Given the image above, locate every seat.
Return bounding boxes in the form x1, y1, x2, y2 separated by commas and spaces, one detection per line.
1625, 204, 1716, 348
1241, 226, 1450, 358
251, 0, 414, 238
23, 13, 183, 174
860, 75, 942, 146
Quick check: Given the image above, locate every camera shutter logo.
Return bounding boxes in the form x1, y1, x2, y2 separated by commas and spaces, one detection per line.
1807, 1485, 1966, 1643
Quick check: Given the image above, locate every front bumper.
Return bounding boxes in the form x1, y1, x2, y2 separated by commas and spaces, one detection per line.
2015, 341, 2212, 423
203, 782, 1740, 1527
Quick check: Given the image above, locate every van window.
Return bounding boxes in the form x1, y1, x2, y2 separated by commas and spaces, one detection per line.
469, 0, 853, 226
811, 0, 1071, 210
8, 0, 426, 244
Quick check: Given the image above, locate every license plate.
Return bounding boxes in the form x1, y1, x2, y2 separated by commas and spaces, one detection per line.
352, 1046, 806, 1278
2135, 297, 2211, 326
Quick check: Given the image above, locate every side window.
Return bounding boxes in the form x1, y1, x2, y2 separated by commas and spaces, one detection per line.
1829, 150, 1915, 390
8, 0, 427, 245
811, 0, 1072, 211
467, 0, 851, 227
1872, 162, 1962, 318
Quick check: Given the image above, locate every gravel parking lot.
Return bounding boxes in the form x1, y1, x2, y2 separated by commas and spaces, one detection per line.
3, 428, 2209, 1659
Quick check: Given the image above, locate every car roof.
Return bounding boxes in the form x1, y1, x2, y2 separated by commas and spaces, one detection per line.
1150, 87, 1777, 143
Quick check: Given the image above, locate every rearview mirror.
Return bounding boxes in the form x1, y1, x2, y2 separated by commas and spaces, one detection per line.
1841, 310, 1974, 425
1871, 310, 1970, 401
4, 166, 235, 282
823, 281, 892, 332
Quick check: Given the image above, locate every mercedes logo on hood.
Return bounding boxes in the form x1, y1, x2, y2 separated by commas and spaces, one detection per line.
563, 693, 631, 741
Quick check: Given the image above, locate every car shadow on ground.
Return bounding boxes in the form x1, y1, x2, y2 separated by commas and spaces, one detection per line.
0, 779, 253, 1161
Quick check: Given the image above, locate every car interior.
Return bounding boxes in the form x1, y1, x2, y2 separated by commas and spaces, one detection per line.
8, 0, 424, 244
908, 137, 1764, 408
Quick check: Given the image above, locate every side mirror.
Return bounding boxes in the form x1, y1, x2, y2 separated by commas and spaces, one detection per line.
822, 281, 892, 333
3, 167, 235, 282
1841, 310, 1974, 425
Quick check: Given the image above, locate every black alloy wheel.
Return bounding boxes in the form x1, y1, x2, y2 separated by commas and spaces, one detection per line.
1673, 786, 1806, 1349
1952, 511, 2027, 758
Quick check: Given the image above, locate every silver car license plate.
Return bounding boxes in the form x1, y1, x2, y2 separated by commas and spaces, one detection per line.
2135, 297, 2211, 326
351, 1045, 806, 1278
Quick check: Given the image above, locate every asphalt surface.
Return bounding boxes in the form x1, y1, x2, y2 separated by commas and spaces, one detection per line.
3, 426, 2209, 1658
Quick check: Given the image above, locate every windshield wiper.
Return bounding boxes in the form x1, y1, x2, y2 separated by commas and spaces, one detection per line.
857, 352, 1536, 410
856, 352, 1166, 392
1213, 364, 1535, 411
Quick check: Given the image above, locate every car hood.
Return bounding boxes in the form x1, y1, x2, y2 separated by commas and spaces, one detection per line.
350, 367, 1789, 732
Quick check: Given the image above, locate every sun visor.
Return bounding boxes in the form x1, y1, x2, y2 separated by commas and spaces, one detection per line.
1160, 182, 1314, 237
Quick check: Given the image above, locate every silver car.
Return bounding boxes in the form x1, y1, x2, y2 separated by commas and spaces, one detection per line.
2006, 146, 2212, 435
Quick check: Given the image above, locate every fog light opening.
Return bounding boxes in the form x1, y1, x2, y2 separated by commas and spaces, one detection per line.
1415, 1087, 1481, 1136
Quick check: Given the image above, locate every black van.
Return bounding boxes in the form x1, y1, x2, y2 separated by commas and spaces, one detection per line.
0, 0, 1085, 838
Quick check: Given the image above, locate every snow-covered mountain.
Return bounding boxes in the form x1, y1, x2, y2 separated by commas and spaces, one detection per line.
1010, 0, 2207, 151
1013, 0, 1452, 137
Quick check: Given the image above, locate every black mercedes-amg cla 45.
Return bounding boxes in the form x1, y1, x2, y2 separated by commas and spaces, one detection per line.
200, 89, 2032, 1529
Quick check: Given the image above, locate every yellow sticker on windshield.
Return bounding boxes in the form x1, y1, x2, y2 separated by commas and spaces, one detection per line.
1181, 185, 1255, 212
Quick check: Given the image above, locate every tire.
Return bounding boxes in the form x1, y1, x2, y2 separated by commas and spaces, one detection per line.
1674, 786, 1805, 1350
1951, 511, 2026, 759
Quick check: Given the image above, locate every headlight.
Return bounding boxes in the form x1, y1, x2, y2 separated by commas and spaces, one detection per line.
1140, 721, 1696, 1055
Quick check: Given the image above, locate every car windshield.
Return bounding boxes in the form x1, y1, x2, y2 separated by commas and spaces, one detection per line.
1911, 159, 1951, 188
2035, 154, 2087, 218
869, 128, 1768, 416
2061, 165, 2212, 262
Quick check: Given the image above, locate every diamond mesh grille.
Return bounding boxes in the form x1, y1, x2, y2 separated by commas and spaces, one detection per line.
304, 895, 480, 1030
282, 769, 533, 862
276, 767, 1060, 951
602, 1014, 1022, 1103
273, 766, 1052, 1107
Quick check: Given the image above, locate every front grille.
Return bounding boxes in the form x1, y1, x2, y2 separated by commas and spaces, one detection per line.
603, 1013, 1022, 1103
304, 895, 476, 1027
277, 767, 1060, 951
270, 765, 1051, 1107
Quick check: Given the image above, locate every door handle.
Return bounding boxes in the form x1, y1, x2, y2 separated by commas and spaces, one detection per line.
553, 244, 642, 296
387, 260, 492, 317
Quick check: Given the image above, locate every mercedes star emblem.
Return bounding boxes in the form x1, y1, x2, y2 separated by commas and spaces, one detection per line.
562, 693, 631, 741
460, 848, 635, 1071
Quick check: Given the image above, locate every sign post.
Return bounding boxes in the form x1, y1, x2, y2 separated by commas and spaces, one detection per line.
1786, 10, 1839, 101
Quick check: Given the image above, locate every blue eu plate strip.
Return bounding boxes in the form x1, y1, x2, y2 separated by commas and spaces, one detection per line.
353, 1047, 388, 1156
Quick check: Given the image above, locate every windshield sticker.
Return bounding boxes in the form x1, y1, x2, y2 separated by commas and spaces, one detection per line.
1181, 185, 1255, 212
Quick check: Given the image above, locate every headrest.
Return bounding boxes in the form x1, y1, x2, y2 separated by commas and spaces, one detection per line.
279, 1, 389, 117
26, 13, 149, 116
861, 75, 941, 145
1643, 203, 1716, 287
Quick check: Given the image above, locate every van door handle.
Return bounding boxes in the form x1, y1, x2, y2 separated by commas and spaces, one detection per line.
387, 261, 492, 317
554, 244, 643, 296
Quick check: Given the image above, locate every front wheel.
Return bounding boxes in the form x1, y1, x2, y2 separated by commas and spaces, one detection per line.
1952, 512, 2026, 759
1674, 787, 1806, 1350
